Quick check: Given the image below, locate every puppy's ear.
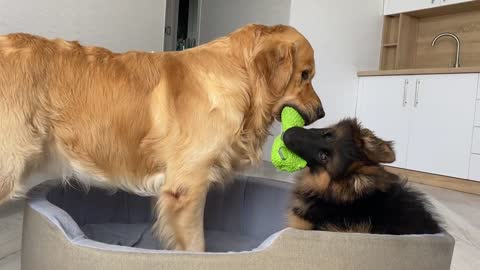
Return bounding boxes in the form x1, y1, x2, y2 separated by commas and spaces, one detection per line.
360, 128, 396, 164
253, 41, 295, 96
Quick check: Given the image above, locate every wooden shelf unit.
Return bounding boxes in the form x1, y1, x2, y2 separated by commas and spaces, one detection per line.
380, 15, 399, 70
379, 1, 480, 70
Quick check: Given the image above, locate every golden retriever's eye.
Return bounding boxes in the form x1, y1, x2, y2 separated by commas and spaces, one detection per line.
301, 70, 309, 81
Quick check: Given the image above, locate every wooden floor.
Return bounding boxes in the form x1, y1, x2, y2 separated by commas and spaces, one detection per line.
0, 162, 479, 270
387, 166, 480, 196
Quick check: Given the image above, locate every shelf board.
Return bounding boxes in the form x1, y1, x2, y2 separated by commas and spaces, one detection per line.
383, 43, 398, 47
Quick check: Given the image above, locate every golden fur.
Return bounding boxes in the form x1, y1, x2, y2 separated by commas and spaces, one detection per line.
0, 24, 323, 251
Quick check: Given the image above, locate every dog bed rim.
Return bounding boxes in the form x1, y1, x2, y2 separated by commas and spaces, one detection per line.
26, 177, 454, 255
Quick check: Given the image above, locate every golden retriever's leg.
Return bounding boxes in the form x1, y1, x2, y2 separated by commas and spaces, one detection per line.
0, 89, 49, 203
153, 168, 209, 252
0, 133, 42, 204
0, 144, 37, 204
0, 170, 22, 205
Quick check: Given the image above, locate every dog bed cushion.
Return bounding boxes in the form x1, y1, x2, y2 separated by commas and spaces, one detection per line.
44, 176, 289, 252
22, 176, 455, 270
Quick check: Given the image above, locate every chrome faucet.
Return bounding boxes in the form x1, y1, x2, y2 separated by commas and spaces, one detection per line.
431, 32, 461, 68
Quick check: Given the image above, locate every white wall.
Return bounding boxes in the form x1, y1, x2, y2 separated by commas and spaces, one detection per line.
199, 0, 291, 44
263, 0, 384, 161
289, 0, 384, 128
198, 0, 292, 161
0, 0, 166, 52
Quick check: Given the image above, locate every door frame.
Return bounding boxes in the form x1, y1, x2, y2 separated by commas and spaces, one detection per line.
163, 0, 180, 51
163, 0, 202, 51
187, 0, 202, 47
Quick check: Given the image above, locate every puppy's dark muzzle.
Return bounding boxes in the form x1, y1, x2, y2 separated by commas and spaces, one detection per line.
283, 127, 305, 154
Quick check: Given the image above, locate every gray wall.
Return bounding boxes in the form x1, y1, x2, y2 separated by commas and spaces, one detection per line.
199, 0, 291, 44
0, 0, 166, 52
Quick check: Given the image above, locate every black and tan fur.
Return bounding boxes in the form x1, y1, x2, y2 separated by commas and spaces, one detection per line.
284, 118, 443, 235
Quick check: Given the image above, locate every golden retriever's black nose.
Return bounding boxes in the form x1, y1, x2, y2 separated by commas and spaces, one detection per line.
317, 107, 325, 119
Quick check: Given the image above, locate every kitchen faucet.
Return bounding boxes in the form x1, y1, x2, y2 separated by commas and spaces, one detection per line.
431, 32, 461, 68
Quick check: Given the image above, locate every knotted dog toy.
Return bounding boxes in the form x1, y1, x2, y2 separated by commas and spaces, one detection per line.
271, 107, 307, 172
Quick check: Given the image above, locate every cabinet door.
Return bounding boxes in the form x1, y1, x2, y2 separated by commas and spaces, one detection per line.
440, 0, 473, 7
384, 0, 436, 15
356, 76, 412, 168
469, 154, 480, 182
406, 74, 478, 178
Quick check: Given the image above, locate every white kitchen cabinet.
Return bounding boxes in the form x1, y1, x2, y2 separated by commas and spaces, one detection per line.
474, 101, 480, 126
356, 76, 412, 168
384, 0, 437, 15
356, 74, 479, 179
406, 74, 478, 179
440, 0, 473, 7
384, 0, 473, 15
471, 128, 480, 154
469, 154, 480, 181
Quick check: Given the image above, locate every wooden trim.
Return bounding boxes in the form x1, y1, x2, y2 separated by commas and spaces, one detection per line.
357, 66, 480, 76
386, 166, 480, 196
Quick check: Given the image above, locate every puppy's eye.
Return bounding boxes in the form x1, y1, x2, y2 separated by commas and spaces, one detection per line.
301, 70, 309, 80
322, 131, 333, 139
319, 152, 328, 162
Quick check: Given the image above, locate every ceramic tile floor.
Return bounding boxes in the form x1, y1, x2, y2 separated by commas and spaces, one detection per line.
0, 161, 479, 270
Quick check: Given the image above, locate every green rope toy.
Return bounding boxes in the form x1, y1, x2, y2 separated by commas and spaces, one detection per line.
271, 107, 307, 172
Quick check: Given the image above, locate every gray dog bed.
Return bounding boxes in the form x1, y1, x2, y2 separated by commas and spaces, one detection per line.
22, 176, 455, 270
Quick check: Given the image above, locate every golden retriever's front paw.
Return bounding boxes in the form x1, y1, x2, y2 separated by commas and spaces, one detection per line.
175, 244, 205, 252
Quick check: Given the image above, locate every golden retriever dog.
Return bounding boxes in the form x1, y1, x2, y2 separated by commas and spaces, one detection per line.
0, 24, 324, 251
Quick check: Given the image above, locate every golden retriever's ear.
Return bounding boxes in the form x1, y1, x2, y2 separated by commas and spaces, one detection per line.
360, 128, 396, 164
253, 41, 295, 96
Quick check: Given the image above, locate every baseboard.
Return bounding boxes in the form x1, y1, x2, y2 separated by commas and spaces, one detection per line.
386, 167, 480, 196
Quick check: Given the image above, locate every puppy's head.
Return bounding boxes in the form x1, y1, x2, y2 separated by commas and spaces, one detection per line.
284, 119, 397, 200
239, 24, 324, 125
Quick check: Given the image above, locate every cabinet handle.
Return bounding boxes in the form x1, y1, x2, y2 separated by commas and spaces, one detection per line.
431, 0, 436, 4
414, 80, 420, 108
403, 79, 408, 107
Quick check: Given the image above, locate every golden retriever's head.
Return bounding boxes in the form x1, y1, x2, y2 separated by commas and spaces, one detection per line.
238, 24, 324, 125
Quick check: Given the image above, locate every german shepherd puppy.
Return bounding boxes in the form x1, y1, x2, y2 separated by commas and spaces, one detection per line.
283, 118, 443, 234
